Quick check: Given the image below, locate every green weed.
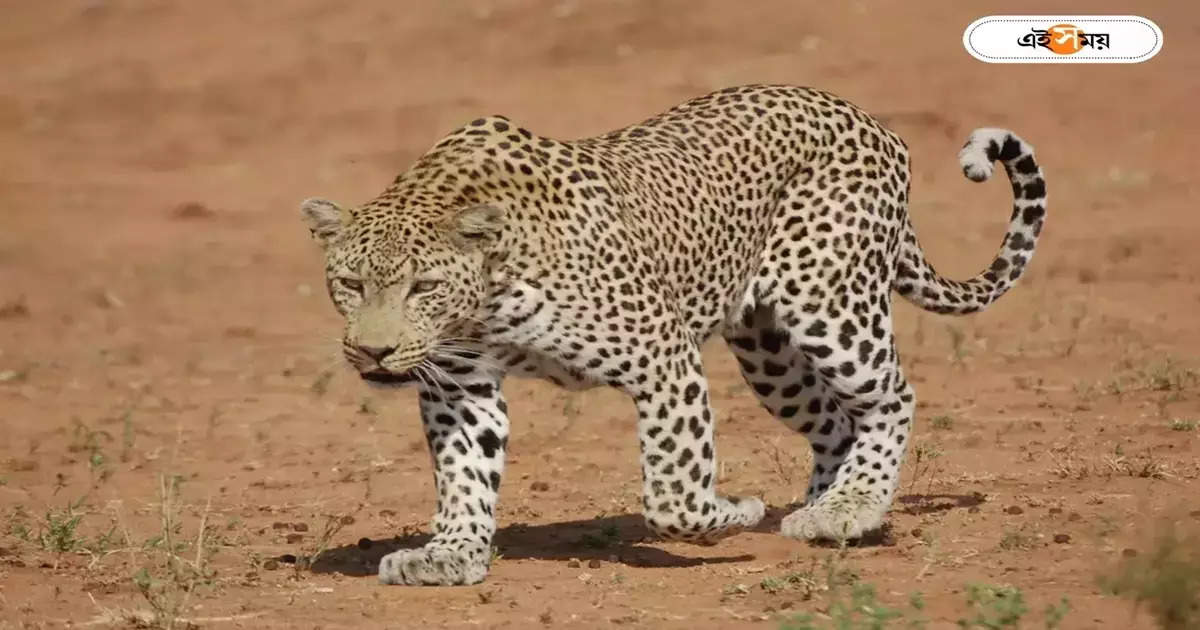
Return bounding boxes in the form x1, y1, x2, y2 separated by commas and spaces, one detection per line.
1100, 522, 1200, 630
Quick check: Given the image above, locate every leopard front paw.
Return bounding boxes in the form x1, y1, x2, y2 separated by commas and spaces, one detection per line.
377, 544, 490, 586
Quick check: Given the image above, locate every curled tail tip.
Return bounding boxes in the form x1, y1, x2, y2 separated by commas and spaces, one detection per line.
958, 127, 1036, 183
960, 160, 993, 183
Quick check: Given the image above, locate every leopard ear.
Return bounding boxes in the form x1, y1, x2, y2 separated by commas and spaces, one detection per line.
300, 198, 346, 248
450, 204, 505, 250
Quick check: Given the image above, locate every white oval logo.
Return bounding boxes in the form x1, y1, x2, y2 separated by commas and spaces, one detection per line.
964, 15, 1162, 63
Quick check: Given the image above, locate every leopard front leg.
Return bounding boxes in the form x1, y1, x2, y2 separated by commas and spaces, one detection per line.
633, 343, 765, 543
378, 376, 507, 586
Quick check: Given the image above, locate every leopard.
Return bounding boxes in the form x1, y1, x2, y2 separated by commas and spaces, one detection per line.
299, 84, 1047, 586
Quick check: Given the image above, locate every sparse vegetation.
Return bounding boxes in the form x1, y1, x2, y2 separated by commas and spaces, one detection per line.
5, 497, 117, 565
958, 584, 1026, 628
1170, 418, 1197, 432
120, 409, 136, 463
929, 415, 954, 431
310, 369, 335, 396
906, 441, 945, 496
780, 582, 920, 629
69, 418, 113, 484
578, 523, 621, 549
1100, 522, 1200, 630
39, 497, 89, 554
998, 527, 1037, 552
778, 581, 1071, 629
760, 569, 819, 598
946, 325, 968, 365
132, 474, 215, 630
1050, 442, 1174, 481
293, 507, 362, 573
1105, 357, 1197, 399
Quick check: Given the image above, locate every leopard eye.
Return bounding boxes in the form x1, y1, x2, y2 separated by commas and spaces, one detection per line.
338, 278, 364, 294
411, 280, 443, 295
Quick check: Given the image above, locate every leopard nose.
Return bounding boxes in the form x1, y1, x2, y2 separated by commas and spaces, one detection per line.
357, 345, 396, 362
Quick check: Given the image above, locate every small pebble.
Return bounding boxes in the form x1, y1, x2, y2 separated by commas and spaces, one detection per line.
357, 537, 373, 550
1068, 512, 1083, 522
1053, 534, 1071, 544
286, 533, 304, 544
1004, 506, 1024, 515
279, 554, 298, 564
271, 522, 289, 530
566, 559, 581, 568
263, 559, 280, 570
292, 522, 309, 532
588, 558, 601, 569
910, 528, 924, 538
1122, 548, 1138, 558
340, 515, 356, 525
1048, 507, 1063, 515
530, 481, 551, 492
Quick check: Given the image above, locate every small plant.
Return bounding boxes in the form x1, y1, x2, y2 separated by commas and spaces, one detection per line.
1170, 419, 1197, 432
577, 522, 621, 549
120, 409, 136, 463
957, 584, 1027, 628
780, 582, 925, 630
907, 441, 945, 496
722, 582, 750, 598
764, 436, 810, 487
132, 474, 215, 630
760, 569, 819, 599
1043, 598, 1071, 629
40, 498, 87, 554
776, 580, 1070, 629
1106, 357, 1197, 398
69, 419, 112, 484
998, 527, 1036, 552
294, 507, 362, 573
929, 415, 954, 431
561, 392, 581, 422
1100, 522, 1200, 630
7, 505, 33, 541
1143, 358, 1197, 392
1061, 301, 1088, 357
946, 324, 968, 365
760, 576, 787, 594
310, 369, 335, 396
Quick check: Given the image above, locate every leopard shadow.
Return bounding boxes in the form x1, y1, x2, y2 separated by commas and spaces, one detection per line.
307, 512, 758, 577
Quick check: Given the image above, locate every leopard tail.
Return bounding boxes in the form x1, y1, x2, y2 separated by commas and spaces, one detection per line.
893, 128, 1047, 315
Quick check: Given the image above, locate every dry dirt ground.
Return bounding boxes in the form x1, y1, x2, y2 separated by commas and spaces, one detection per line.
2, 1, 1199, 628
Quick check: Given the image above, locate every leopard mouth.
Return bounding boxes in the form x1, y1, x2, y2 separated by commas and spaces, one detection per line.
359, 369, 418, 385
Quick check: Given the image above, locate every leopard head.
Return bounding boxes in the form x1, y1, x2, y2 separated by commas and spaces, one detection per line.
300, 196, 505, 385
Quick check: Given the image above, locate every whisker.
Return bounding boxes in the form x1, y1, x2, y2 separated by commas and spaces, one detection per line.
415, 363, 448, 398
411, 364, 435, 396
430, 347, 504, 374
422, 360, 455, 385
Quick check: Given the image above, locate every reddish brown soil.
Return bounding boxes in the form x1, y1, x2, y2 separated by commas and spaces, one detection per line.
2, 1, 1198, 628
